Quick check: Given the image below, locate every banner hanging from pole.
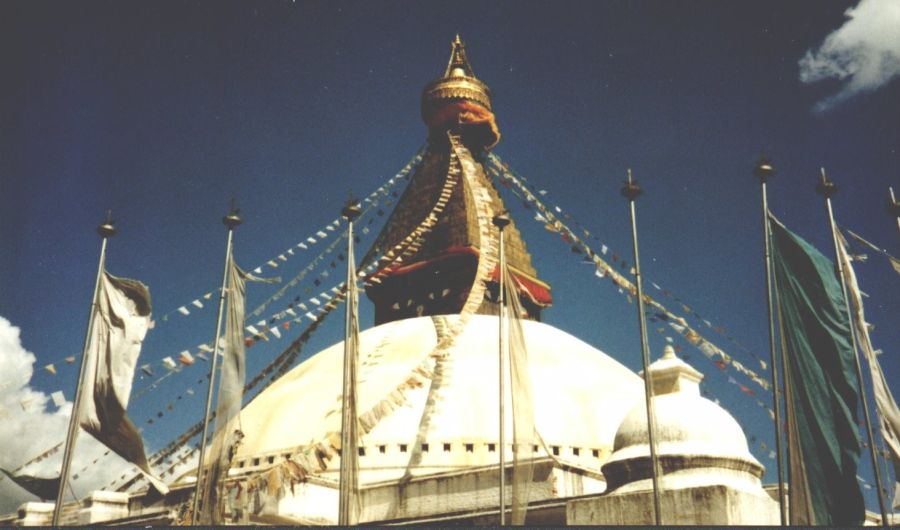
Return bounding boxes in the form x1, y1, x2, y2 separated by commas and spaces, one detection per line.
769, 213, 863, 526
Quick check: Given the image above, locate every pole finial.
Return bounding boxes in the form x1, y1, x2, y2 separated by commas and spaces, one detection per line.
620, 169, 643, 201
96, 209, 117, 237
753, 155, 775, 183
223, 198, 242, 229
492, 210, 511, 229
342, 196, 362, 222
815, 167, 838, 198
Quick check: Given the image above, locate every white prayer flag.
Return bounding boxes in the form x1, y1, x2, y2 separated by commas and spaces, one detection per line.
305, 312, 317, 321
191, 299, 203, 309
51, 391, 65, 408
177, 306, 190, 315
299, 242, 308, 250
316, 231, 327, 238
270, 327, 281, 339
162, 357, 177, 370
80, 271, 168, 494
267, 260, 278, 268
253, 267, 262, 274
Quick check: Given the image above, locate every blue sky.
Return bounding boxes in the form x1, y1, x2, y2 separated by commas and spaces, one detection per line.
1, 0, 898, 514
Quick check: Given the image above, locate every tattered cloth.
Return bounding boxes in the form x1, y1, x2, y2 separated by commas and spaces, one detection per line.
425, 100, 500, 149
80, 271, 168, 494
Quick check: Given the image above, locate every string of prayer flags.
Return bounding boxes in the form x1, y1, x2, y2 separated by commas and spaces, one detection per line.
486, 152, 773, 398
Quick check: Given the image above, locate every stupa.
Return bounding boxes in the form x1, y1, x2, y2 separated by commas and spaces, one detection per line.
4, 37, 782, 527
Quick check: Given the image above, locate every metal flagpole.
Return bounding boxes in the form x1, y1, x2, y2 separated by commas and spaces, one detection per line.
621, 170, 662, 525
338, 199, 362, 525
52, 211, 117, 526
816, 169, 889, 527
493, 212, 511, 526
888, 187, 900, 238
191, 201, 242, 522
753, 157, 788, 525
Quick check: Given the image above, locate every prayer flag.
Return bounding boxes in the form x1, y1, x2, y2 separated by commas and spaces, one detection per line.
44, 364, 56, 375
191, 299, 203, 309
162, 357, 177, 370
79, 271, 168, 494
769, 214, 863, 525
0, 468, 59, 500
179, 351, 194, 365
837, 229, 900, 513
51, 390, 65, 408
177, 306, 190, 316
141, 364, 153, 377
65, 356, 76, 364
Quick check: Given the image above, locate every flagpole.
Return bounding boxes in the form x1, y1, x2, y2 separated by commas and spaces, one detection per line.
52, 211, 117, 526
753, 157, 788, 525
493, 212, 511, 526
888, 187, 900, 238
338, 199, 362, 526
621, 169, 662, 526
191, 201, 242, 522
816, 169, 889, 527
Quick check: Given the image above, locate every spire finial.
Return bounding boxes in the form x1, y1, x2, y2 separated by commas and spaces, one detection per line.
444, 34, 475, 78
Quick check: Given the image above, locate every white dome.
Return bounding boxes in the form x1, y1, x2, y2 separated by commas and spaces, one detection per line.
230, 314, 643, 483
602, 346, 764, 493
611, 392, 756, 462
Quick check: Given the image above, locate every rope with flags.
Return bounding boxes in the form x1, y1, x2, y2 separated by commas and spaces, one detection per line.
484, 152, 773, 395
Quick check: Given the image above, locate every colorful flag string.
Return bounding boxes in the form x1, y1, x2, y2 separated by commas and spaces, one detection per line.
484, 152, 773, 398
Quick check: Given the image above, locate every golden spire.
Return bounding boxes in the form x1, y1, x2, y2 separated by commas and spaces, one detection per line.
422, 35, 492, 121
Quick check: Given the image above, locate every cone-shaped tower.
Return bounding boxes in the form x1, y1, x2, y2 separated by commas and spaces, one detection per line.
364, 36, 551, 324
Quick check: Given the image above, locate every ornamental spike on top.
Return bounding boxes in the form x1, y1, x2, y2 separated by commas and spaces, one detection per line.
444, 34, 476, 78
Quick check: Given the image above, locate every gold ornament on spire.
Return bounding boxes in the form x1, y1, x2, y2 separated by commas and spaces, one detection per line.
422, 35, 493, 118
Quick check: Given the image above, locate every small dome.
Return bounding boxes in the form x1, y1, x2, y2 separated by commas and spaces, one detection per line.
611, 389, 756, 462
602, 345, 764, 493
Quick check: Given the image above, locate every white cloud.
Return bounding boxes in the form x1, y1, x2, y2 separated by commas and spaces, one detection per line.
798, 0, 900, 113
0, 316, 134, 515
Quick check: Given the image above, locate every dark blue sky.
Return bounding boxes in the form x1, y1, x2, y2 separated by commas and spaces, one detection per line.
1, 0, 898, 511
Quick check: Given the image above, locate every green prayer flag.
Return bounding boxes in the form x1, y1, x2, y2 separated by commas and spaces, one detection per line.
769, 213, 864, 525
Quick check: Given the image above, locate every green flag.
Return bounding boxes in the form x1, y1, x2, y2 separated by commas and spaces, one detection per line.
768, 213, 864, 525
